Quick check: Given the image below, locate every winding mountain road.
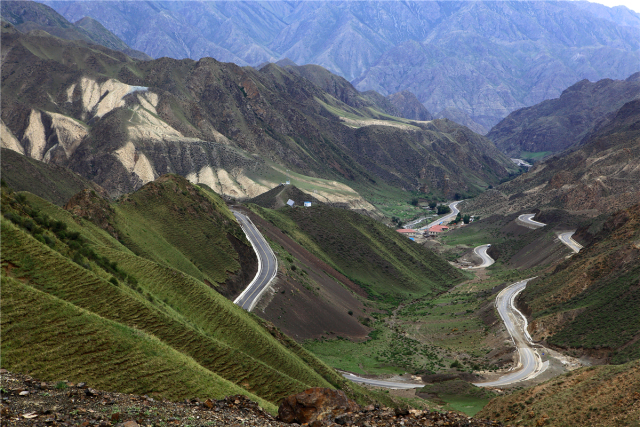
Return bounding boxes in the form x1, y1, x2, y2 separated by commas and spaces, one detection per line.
341, 373, 422, 390
517, 214, 546, 228
418, 201, 462, 231
232, 210, 278, 311
559, 231, 583, 253
469, 244, 495, 269
474, 279, 547, 387
518, 214, 582, 253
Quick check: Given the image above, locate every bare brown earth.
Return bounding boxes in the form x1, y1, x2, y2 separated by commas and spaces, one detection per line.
464, 100, 640, 218
477, 360, 640, 427
237, 207, 371, 341
0, 370, 504, 427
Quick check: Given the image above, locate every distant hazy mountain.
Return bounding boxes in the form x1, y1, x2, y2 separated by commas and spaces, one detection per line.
488, 72, 640, 158
1, 1, 150, 60
40, 1, 640, 130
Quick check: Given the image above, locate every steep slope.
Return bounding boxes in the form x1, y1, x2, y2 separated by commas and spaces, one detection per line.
65, 175, 257, 299
386, 91, 433, 121
1, 25, 517, 204
0, 147, 105, 206
519, 202, 640, 364
463, 99, 640, 217
237, 205, 372, 342
352, 1, 640, 130
277, 63, 432, 121
488, 73, 640, 158
477, 360, 640, 426
248, 203, 463, 304
0, 184, 393, 411
44, 1, 639, 136
0, 0, 150, 60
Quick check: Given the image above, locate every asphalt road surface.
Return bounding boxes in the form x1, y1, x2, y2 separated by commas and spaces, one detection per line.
232, 210, 278, 311
517, 214, 546, 228
468, 244, 495, 269
341, 373, 422, 390
559, 231, 583, 253
418, 201, 462, 231
474, 279, 546, 387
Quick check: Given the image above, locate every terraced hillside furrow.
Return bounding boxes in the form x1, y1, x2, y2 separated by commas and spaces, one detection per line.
0, 185, 396, 411
1, 276, 271, 406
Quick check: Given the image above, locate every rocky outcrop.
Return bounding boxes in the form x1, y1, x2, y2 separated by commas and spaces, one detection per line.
277, 388, 360, 424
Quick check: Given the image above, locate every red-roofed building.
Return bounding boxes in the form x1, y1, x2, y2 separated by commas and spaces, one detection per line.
427, 225, 449, 236
396, 228, 419, 238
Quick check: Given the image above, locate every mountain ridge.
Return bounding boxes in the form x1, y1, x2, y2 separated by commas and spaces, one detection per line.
43, 1, 640, 130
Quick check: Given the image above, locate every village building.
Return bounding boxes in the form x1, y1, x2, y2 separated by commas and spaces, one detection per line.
427, 225, 449, 236
396, 229, 420, 238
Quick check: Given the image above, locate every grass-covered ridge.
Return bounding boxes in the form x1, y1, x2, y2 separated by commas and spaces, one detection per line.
521, 203, 640, 364
248, 203, 464, 304
0, 183, 397, 411
66, 174, 256, 298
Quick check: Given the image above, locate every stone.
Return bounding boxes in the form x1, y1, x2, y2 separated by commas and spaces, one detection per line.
123, 421, 139, 427
19, 391, 29, 396
77, 383, 87, 389
278, 388, 359, 424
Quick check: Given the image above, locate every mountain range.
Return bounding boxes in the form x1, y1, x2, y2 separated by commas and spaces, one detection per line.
0, 20, 518, 206
0, 0, 150, 60
40, 0, 640, 131
488, 72, 640, 158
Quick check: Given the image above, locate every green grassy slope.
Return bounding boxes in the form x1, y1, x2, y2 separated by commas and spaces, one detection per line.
66, 175, 255, 298
521, 203, 640, 364
1, 275, 270, 407
1, 148, 103, 206
0, 185, 395, 411
249, 204, 463, 303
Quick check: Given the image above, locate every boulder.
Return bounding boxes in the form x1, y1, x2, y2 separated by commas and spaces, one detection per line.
278, 388, 359, 424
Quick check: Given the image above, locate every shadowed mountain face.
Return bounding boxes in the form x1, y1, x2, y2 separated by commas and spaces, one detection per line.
464, 99, 640, 217
488, 73, 640, 158
1, 24, 517, 202
0, 1, 150, 60
43, 0, 640, 130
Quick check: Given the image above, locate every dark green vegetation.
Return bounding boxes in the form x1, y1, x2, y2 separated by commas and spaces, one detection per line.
0, 181, 399, 412
64, 174, 255, 298
1, 21, 517, 206
248, 203, 463, 304
488, 73, 640, 157
521, 202, 640, 364
0, 147, 103, 206
478, 360, 640, 426
0, 1, 150, 60
417, 379, 497, 417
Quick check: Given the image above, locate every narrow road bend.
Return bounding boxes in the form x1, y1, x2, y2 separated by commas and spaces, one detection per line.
474, 279, 547, 387
231, 210, 278, 311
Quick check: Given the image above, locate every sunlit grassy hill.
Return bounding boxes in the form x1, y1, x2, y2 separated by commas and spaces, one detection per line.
0, 179, 396, 412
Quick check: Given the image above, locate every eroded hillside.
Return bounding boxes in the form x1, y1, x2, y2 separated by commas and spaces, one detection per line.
1, 22, 518, 208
